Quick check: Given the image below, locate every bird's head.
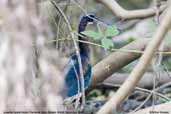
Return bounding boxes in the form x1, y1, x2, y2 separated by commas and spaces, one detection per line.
78, 14, 97, 34
83, 14, 96, 24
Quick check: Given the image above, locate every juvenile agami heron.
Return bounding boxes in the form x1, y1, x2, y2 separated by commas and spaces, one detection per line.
63, 14, 97, 104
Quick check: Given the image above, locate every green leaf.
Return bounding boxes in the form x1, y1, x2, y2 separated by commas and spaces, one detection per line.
105, 25, 119, 37
164, 34, 171, 46
81, 30, 102, 40
101, 38, 114, 49
148, 19, 157, 31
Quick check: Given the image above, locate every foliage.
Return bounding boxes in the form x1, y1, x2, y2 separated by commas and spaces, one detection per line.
81, 30, 102, 40
81, 25, 119, 49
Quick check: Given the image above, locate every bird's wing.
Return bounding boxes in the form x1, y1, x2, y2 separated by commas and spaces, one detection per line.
63, 55, 81, 97
63, 54, 91, 97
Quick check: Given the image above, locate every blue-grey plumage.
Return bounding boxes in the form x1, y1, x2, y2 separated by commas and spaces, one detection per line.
64, 54, 91, 97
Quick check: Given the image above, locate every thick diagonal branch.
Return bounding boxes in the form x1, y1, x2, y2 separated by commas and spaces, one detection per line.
97, 3, 171, 114
89, 38, 171, 87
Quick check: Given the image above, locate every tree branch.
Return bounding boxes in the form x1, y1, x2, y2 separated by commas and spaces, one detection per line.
100, 82, 171, 101
89, 38, 171, 87
96, 2, 171, 114
95, 73, 171, 89
95, 0, 167, 20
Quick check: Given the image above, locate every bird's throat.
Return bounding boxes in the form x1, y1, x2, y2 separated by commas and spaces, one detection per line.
78, 19, 90, 58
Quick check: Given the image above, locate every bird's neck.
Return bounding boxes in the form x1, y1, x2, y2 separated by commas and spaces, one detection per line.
78, 19, 90, 58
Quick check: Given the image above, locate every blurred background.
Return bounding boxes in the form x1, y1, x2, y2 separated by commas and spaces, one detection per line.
0, 0, 170, 113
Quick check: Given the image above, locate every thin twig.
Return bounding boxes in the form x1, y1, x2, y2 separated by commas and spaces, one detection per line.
46, 4, 61, 49
156, 81, 171, 90
56, 17, 61, 49
72, 0, 108, 27
102, 83, 170, 114
102, 83, 170, 101
130, 93, 153, 114
33, 36, 171, 55
51, 0, 85, 108
71, 59, 81, 108
162, 63, 171, 79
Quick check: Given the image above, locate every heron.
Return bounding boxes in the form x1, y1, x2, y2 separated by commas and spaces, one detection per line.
63, 14, 97, 106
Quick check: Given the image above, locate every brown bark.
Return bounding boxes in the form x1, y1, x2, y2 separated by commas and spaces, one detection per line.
90, 38, 171, 87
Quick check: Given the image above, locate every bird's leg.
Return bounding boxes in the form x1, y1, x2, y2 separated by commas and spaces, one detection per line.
74, 93, 82, 109
73, 92, 86, 112
79, 93, 85, 111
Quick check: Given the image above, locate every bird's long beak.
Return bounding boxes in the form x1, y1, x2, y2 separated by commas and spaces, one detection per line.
93, 17, 100, 25
93, 17, 98, 25
93, 17, 108, 26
